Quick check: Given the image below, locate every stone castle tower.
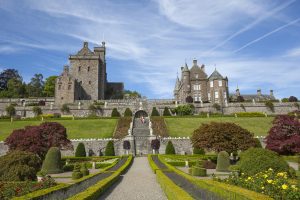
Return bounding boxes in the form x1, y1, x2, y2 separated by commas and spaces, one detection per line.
55, 42, 123, 104
174, 59, 229, 104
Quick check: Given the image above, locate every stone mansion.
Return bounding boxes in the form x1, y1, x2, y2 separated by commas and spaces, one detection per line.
55, 42, 124, 104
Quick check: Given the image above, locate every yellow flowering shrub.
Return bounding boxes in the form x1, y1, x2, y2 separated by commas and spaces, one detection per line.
215, 168, 300, 200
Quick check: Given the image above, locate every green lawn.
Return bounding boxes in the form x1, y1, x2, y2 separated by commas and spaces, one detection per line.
165, 117, 274, 137
0, 119, 117, 141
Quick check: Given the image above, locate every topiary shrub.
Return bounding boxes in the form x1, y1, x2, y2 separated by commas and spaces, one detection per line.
105, 141, 115, 156
237, 148, 290, 176
163, 107, 171, 116
191, 122, 257, 153
32, 106, 42, 117
151, 107, 160, 116
174, 104, 193, 116
41, 147, 63, 174
265, 101, 274, 112
111, 108, 121, 117
0, 150, 41, 181
75, 143, 86, 157
61, 104, 70, 114
124, 108, 132, 117
165, 141, 176, 154
216, 151, 230, 172
212, 103, 221, 111
193, 147, 205, 155
5, 104, 16, 117
289, 96, 298, 102
72, 164, 83, 180
80, 163, 89, 176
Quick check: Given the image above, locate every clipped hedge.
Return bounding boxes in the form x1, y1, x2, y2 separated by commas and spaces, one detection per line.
148, 154, 160, 174
67, 156, 133, 200
235, 112, 266, 117
158, 155, 272, 200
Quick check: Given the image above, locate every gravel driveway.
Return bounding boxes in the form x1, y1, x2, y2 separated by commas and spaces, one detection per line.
100, 157, 167, 200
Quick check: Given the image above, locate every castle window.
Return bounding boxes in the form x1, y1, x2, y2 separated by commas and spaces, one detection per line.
89, 81, 91, 85
78, 66, 81, 72
215, 91, 219, 99
88, 66, 90, 72
68, 85, 71, 90
58, 85, 61, 90
193, 84, 200, 90
218, 80, 222, 87
210, 81, 213, 87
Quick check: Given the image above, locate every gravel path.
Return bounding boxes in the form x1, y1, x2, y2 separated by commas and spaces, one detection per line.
100, 157, 167, 200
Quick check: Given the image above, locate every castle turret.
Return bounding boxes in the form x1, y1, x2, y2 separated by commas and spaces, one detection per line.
182, 63, 190, 92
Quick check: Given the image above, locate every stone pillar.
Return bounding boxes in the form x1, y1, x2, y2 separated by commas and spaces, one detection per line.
200, 100, 203, 107
104, 101, 107, 108
78, 102, 81, 109
50, 102, 53, 110
252, 99, 255, 105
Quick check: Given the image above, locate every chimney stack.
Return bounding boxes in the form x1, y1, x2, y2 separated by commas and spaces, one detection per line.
83, 41, 88, 48
236, 88, 240, 96
63, 65, 69, 73
257, 89, 262, 96
201, 64, 205, 72
102, 41, 105, 47
193, 59, 197, 66
270, 90, 274, 96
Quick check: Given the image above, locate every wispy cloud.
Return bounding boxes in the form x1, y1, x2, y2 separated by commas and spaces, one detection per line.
284, 47, 300, 57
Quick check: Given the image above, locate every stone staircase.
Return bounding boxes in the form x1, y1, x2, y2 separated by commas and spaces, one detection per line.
132, 117, 153, 155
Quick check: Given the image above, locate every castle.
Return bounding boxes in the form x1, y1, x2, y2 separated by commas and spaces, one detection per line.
174, 59, 276, 104
174, 59, 229, 104
55, 42, 124, 104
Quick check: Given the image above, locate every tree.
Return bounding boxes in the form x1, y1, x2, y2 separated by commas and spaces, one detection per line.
165, 141, 176, 154
61, 104, 70, 114
75, 143, 86, 157
0, 69, 22, 91
5, 104, 16, 117
265, 115, 300, 155
32, 106, 42, 117
43, 76, 57, 97
289, 96, 298, 102
124, 108, 133, 117
88, 104, 102, 116
27, 74, 44, 97
5, 122, 71, 159
0, 150, 41, 181
105, 141, 115, 156
163, 107, 171, 116
111, 108, 121, 117
6, 78, 26, 98
191, 122, 257, 153
151, 107, 160, 116
123, 90, 141, 98
174, 104, 193, 116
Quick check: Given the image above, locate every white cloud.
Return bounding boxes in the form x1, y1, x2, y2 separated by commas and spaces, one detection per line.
285, 47, 300, 57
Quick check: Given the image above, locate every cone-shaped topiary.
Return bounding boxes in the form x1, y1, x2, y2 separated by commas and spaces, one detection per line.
163, 107, 171, 116
124, 108, 133, 117
105, 141, 115, 156
75, 143, 86, 157
216, 151, 230, 172
80, 163, 89, 176
111, 108, 121, 117
41, 147, 63, 174
165, 141, 176, 154
151, 107, 160, 116
72, 163, 83, 180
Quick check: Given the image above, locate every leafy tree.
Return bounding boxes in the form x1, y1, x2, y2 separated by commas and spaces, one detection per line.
151, 107, 160, 116
88, 104, 102, 116
43, 76, 57, 97
111, 108, 121, 117
32, 106, 42, 117
265, 115, 300, 155
41, 147, 63, 174
124, 108, 133, 117
0, 69, 22, 91
5, 104, 16, 117
5, 122, 71, 159
27, 74, 44, 97
123, 90, 141, 98
165, 141, 176, 154
105, 141, 115, 156
6, 78, 27, 98
75, 143, 86, 157
174, 104, 193, 116
163, 107, 171, 116
289, 96, 298, 102
265, 101, 274, 112
281, 98, 289, 102
0, 150, 41, 181
237, 148, 290, 176
191, 122, 257, 153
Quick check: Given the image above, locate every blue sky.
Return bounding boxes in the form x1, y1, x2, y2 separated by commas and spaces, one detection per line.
0, 0, 300, 99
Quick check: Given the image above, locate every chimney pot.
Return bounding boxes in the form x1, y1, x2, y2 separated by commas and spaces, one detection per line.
193, 59, 197, 66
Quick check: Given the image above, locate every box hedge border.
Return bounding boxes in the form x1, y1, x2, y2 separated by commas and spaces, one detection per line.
157, 155, 272, 200
66, 155, 133, 200
13, 157, 121, 200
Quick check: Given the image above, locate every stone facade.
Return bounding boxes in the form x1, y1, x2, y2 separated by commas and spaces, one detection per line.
230, 88, 276, 102
55, 42, 124, 105
174, 59, 229, 104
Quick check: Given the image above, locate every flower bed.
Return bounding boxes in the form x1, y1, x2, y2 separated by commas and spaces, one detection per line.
215, 168, 300, 200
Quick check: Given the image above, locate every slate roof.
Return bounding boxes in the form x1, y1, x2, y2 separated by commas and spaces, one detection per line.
208, 69, 224, 80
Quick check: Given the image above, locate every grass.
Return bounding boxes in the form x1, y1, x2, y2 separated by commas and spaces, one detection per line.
165, 117, 274, 137
0, 119, 117, 141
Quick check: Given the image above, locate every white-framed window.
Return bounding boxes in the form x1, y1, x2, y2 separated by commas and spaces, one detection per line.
215, 91, 219, 99
208, 93, 211, 101
219, 80, 222, 87
193, 84, 201, 90
195, 74, 199, 78
210, 81, 213, 87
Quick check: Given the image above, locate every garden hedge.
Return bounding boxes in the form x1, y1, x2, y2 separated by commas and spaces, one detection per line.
67, 155, 133, 200
158, 155, 272, 200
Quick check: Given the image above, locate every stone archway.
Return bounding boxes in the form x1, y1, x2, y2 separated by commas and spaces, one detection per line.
134, 110, 148, 118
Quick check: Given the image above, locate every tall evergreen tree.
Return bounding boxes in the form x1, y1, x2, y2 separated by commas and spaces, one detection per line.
27, 74, 44, 97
